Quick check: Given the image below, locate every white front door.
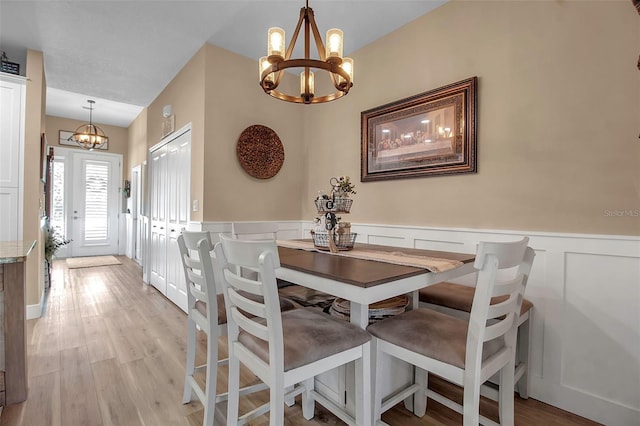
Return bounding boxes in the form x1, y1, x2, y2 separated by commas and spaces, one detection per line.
70, 152, 121, 256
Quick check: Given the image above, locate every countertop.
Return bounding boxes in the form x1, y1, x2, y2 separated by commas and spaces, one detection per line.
0, 240, 37, 264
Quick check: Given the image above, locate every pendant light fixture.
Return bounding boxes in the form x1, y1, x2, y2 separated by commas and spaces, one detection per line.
259, 0, 354, 104
68, 100, 108, 150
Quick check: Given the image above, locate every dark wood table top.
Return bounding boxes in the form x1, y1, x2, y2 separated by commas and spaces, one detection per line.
278, 242, 475, 289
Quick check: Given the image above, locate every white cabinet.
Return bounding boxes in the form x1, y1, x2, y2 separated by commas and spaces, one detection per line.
0, 188, 19, 241
0, 74, 25, 242
148, 128, 191, 312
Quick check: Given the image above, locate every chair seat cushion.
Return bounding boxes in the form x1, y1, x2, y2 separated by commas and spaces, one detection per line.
238, 308, 370, 372
196, 293, 298, 326
419, 282, 533, 315
195, 294, 228, 325
367, 308, 503, 369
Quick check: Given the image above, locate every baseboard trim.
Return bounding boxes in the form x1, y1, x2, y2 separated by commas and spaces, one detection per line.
26, 288, 44, 320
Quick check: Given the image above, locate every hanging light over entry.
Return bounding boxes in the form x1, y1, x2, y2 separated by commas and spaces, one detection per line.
68, 99, 109, 150
259, 0, 354, 104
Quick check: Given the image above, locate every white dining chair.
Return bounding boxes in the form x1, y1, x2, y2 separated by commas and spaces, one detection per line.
418, 281, 534, 399
214, 234, 372, 426
231, 222, 283, 284
368, 238, 535, 426
231, 221, 335, 310
178, 231, 295, 425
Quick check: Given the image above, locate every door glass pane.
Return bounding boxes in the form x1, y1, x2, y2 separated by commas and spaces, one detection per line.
51, 159, 65, 236
84, 160, 109, 241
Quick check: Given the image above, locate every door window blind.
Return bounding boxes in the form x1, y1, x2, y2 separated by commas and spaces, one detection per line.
84, 160, 110, 241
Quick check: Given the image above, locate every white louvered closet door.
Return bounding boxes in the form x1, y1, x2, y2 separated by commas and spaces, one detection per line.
148, 128, 190, 310
149, 145, 168, 294
70, 153, 121, 256
165, 135, 190, 311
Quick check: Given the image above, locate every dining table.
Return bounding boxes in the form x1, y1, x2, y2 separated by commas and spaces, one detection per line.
276, 240, 476, 328
275, 239, 476, 420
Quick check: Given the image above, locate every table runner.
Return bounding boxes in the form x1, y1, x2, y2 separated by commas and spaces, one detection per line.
277, 239, 463, 273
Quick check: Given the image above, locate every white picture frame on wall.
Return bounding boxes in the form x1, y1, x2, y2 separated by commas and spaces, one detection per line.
59, 130, 109, 150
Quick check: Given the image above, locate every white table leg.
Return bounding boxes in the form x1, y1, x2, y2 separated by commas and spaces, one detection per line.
350, 302, 369, 328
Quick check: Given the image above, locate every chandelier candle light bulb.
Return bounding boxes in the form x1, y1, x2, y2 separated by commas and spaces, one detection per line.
300, 70, 315, 98
325, 28, 343, 61
267, 27, 285, 61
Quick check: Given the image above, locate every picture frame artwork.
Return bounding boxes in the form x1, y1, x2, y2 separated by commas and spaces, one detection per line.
59, 130, 109, 150
361, 76, 477, 181
40, 132, 47, 182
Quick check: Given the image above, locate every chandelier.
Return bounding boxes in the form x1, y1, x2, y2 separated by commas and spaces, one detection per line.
68, 100, 108, 150
259, 0, 354, 104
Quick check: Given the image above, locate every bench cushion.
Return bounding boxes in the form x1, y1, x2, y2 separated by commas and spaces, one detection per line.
419, 282, 533, 315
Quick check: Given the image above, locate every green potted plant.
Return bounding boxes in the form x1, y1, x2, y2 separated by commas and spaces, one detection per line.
43, 221, 71, 287
331, 176, 356, 197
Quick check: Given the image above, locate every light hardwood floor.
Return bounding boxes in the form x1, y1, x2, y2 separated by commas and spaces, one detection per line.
1, 256, 600, 426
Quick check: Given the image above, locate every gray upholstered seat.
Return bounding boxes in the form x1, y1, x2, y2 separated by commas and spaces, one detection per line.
367, 307, 503, 369
419, 282, 533, 316
239, 307, 370, 371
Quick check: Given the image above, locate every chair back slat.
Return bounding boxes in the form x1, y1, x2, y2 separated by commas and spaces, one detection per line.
187, 268, 205, 288
231, 308, 270, 340
232, 222, 279, 240
182, 254, 202, 270
486, 296, 517, 320
227, 287, 267, 319
223, 269, 265, 297
483, 313, 517, 342
188, 281, 207, 302
491, 276, 523, 298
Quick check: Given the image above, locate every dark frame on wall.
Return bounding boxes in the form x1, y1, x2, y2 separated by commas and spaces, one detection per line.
40, 132, 47, 182
361, 76, 477, 181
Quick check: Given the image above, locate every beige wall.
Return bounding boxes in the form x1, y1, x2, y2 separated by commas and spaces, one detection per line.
138, 44, 305, 223
201, 44, 305, 221
45, 115, 129, 172
24, 50, 46, 305
146, 46, 206, 221
127, 108, 148, 178
303, 0, 640, 235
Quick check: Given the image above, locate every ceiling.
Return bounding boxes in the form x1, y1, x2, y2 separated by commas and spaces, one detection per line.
0, 1, 446, 128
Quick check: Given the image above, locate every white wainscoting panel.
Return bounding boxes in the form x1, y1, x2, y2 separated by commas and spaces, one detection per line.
194, 221, 639, 425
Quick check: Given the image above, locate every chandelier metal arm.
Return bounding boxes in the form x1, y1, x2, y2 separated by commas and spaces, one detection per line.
307, 9, 328, 62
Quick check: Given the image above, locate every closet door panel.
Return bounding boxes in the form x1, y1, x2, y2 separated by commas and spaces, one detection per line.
149, 147, 167, 294
165, 134, 190, 311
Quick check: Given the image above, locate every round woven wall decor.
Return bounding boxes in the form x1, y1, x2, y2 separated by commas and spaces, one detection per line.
236, 125, 285, 179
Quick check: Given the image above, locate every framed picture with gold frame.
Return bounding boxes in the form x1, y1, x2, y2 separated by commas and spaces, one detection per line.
361, 77, 477, 181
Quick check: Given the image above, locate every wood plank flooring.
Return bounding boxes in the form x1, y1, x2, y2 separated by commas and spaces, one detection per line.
0, 256, 600, 426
